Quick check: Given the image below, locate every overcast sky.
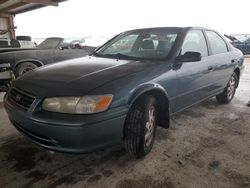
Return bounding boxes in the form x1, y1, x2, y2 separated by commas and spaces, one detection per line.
15, 0, 250, 39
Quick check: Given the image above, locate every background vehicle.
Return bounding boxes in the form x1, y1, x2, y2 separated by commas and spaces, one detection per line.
4, 27, 245, 158
225, 34, 250, 54
0, 37, 96, 75
0, 37, 96, 91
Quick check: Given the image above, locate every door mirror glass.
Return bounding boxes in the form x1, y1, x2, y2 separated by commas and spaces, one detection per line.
176, 51, 201, 63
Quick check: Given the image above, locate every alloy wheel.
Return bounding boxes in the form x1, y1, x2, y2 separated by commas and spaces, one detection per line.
145, 106, 156, 147
227, 75, 236, 100
17, 62, 38, 76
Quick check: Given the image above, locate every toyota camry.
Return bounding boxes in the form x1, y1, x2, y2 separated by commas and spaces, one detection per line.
4, 27, 245, 158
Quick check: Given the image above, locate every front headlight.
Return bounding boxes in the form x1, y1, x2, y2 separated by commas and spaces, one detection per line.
42, 95, 113, 114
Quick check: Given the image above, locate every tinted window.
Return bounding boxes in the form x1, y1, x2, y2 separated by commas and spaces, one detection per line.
205, 31, 228, 54
181, 30, 208, 57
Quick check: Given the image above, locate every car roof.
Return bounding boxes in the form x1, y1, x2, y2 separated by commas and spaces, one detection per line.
123, 26, 214, 33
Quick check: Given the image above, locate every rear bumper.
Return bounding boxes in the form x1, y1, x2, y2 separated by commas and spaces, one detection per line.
4, 96, 128, 153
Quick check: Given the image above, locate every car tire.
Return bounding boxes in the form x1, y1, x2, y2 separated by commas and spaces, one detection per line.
124, 95, 158, 158
216, 72, 238, 104
15, 62, 38, 77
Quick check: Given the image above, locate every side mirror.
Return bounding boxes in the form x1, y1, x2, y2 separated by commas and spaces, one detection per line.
176, 51, 202, 63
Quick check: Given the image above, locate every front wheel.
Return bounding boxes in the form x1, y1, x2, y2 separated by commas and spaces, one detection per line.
124, 95, 158, 158
216, 72, 238, 104
15, 62, 38, 77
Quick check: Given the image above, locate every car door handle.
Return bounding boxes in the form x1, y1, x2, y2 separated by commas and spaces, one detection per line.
208, 66, 214, 71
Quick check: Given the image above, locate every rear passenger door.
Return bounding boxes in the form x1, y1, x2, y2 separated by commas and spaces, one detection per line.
204, 30, 234, 91
175, 30, 213, 112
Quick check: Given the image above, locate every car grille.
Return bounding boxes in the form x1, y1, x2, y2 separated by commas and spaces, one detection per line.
7, 87, 35, 111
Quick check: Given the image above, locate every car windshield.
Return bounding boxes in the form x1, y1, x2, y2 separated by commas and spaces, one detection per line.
37, 37, 64, 49
94, 28, 180, 60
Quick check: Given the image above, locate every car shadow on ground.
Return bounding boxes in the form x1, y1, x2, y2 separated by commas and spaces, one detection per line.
0, 134, 137, 187
0, 97, 249, 188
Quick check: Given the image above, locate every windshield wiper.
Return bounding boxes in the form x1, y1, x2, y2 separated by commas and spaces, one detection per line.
93, 52, 161, 61
99, 53, 138, 60
92, 52, 138, 59
113, 53, 135, 59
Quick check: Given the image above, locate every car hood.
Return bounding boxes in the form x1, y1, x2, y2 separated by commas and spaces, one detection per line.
13, 56, 153, 97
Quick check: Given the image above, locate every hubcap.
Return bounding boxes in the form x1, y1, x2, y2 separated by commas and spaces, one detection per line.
227, 76, 236, 99
145, 106, 156, 147
21, 67, 33, 75
18, 63, 37, 76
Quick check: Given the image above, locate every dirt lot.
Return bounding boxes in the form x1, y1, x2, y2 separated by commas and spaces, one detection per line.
0, 58, 250, 188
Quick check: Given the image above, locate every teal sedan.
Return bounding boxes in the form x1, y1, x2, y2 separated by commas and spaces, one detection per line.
4, 27, 244, 158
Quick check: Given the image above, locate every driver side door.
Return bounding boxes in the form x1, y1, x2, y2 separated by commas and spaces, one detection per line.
174, 29, 213, 112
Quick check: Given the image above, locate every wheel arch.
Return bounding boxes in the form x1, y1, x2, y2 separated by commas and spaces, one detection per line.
14, 59, 44, 69
127, 83, 170, 129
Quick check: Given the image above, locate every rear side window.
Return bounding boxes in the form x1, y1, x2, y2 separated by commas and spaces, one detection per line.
205, 31, 228, 54
181, 30, 208, 57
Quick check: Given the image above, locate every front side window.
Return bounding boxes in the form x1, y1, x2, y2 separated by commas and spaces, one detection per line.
95, 29, 180, 60
181, 30, 208, 57
205, 31, 228, 54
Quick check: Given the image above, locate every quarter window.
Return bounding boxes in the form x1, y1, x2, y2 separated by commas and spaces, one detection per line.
181, 30, 208, 57
205, 31, 228, 54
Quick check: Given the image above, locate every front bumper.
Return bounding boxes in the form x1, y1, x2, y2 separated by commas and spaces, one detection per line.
4, 96, 128, 153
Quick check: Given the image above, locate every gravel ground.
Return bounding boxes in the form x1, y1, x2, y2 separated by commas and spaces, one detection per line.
0, 57, 249, 188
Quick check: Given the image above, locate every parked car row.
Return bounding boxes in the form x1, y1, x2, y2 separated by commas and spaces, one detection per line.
3, 27, 245, 158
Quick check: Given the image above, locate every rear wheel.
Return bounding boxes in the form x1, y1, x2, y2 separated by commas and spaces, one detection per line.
216, 72, 238, 104
15, 62, 38, 77
124, 95, 158, 158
